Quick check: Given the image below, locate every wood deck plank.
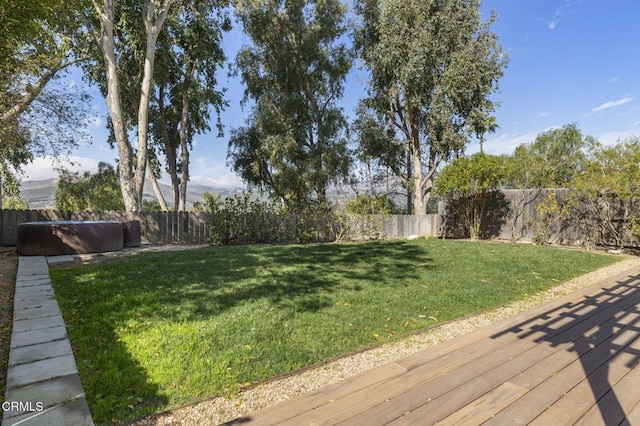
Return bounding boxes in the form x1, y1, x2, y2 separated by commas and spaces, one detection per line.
434, 382, 528, 426
228, 267, 640, 426
228, 362, 408, 424
486, 303, 640, 425
526, 308, 640, 425
574, 335, 640, 425
320, 330, 555, 426
383, 287, 640, 425
620, 400, 640, 426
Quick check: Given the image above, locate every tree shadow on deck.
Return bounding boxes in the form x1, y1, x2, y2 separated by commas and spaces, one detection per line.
491, 272, 640, 425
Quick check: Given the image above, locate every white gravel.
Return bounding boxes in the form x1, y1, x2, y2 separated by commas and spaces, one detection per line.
131, 255, 640, 426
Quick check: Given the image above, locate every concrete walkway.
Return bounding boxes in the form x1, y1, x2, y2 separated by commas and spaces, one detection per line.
2, 256, 93, 425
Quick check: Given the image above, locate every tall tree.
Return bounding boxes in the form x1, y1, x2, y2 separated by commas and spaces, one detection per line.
78, 0, 174, 211
507, 124, 598, 189
354, 0, 507, 214
150, 1, 230, 211
0, 0, 88, 208
229, 0, 352, 208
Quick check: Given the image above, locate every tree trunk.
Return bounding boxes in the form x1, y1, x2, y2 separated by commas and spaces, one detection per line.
177, 64, 192, 212
93, 0, 174, 211
410, 129, 427, 216
146, 157, 168, 211
96, 1, 137, 211
157, 86, 180, 210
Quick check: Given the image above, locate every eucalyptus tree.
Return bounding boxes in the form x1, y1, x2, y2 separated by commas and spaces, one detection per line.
507, 124, 598, 189
78, 0, 175, 211
229, 0, 352, 209
150, 2, 230, 211
354, 0, 507, 214
79, 1, 230, 212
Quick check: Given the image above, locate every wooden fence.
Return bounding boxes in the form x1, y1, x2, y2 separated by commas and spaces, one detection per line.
1, 189, 635, 249
0, 209, 442, 247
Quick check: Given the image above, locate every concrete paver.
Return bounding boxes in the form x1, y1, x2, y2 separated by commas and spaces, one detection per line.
14, 286, 54, 300
10, 325, 68, 348
11, 315, 66, 333
2, 256, 94, 426
4, 397, 94, 426
14, 296, 58, 311
12, 304, 62, 321
6, 355, 78, 389
9, 339, 74, 366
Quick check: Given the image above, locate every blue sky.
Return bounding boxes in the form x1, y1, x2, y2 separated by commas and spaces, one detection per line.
23, 0, 640, 188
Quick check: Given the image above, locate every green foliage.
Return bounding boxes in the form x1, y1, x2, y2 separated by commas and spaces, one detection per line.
142, 200, 163, 213
0, 0, 88, 200
2, 195, 29, 210
195, 192, 287, 245
506, 124, 598, 189
570, 137, 640, 248
532, 192, 570, 245
195, 193, 343, 245
345, 194, 399, 215
354, 0, 508, 214
55, 162, 125, 211
50, 240, 617, 423
436, 153, 508, 239
331, 194, 397, 242
229, 0, 352, 208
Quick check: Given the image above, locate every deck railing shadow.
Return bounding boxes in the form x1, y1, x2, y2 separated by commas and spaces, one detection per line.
491, 273, 640, 425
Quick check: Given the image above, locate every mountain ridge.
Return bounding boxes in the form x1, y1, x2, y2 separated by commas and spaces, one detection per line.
18, 178, 244, 210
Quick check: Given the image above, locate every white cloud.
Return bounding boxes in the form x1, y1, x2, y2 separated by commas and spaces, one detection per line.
18, 156, 101, 181
189, 174, 244, 190
548, 21, 557, 30
591, 97, 635, 113
606, 76, 620, 84
481, 133, 537, 155
596, 130, 639, 146
537, 112, 552, 118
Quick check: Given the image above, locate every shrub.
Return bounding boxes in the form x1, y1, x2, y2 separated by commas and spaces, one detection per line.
436, 153, 509, 239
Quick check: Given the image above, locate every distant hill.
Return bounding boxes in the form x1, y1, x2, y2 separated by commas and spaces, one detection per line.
20, 179, 59, 209
19, 178, 244, 210
18, 178, 403, 211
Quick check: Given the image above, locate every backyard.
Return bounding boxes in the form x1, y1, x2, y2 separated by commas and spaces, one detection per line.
49, 239, 618, 424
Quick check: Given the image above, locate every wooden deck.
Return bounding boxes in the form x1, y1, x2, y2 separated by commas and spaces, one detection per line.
224, 265, 640, 425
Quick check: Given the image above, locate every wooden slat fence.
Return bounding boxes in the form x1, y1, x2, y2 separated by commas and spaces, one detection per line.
2, 189, 637, 249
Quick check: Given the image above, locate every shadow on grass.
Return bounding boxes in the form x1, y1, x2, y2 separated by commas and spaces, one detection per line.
53, 291, 170, 423
94, 240, 434, 322
51, 240, 433, 423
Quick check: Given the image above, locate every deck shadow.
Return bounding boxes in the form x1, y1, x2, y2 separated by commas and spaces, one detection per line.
492, 273, 640, 424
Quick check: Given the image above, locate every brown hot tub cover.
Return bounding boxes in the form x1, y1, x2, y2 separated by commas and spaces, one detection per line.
17, 221, 125, 256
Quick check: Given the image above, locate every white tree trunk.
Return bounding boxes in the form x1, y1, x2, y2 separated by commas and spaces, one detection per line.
146, 157, 169, 211
93, 0, 174, 211
95, 0, 138, 211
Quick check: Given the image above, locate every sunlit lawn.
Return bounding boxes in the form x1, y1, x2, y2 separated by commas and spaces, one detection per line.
50, 239, 618, 424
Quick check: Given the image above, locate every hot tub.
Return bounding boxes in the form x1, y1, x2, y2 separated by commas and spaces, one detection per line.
17, 221, 124, 256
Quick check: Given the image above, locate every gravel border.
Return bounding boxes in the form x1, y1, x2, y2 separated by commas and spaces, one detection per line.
130, 255, 640, 426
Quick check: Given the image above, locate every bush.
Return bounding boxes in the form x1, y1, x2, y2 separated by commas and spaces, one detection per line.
436, 153, 509, 239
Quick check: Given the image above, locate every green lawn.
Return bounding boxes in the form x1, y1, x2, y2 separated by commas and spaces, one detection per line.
50, 239, 618, 424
